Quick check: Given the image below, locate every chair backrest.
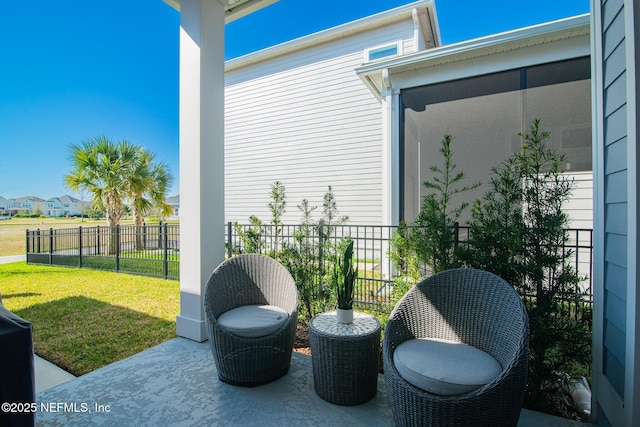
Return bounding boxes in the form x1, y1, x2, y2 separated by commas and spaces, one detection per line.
204, 254, 298, 318
393, 268, 528, 368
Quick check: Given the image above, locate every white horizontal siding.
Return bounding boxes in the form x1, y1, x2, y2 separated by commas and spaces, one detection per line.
224, 20, 416, 225
565, 172, 593, 292
564, 171, 593, 230
226, 19, 418, 85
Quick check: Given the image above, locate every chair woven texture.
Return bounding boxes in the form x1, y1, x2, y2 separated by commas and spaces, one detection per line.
204, 254, 298, 386
383, 268, 529, 427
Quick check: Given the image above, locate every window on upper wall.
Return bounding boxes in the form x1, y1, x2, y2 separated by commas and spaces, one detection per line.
400, 56, 592, 224
365, 42, 401, 62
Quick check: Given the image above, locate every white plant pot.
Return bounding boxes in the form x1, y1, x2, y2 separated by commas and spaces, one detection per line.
336, 308, 354, 324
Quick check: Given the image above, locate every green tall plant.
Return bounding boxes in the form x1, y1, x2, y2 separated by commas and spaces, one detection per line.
317, 186, 348, 284
280, 199, 326, 320
413, 134, 480, 273
334, 238, 356, 310
389, 134, 479, 296
321, 185, 349, 231
268, 180, 286, 254
463, 119, 591, 416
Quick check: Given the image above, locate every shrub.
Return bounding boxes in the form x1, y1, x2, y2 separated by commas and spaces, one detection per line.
462, 119, 591, 417
388, 222, 422, 301
389, 133, 478, 304
411, 134, 480, 273
230, 181, 349, 321
232, 215, 263, 255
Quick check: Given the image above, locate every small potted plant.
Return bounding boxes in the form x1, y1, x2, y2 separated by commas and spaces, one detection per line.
335, 238, 357, 324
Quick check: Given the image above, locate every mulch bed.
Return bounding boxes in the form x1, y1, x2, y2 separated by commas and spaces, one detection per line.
293, 322, 311, 356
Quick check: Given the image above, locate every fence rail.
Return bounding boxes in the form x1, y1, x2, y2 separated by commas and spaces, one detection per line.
226, 222, 398, 309
27, 222, 593, 312
227, 222, 594, 312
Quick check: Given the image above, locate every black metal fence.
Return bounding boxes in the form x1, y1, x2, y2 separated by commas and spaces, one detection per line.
26, 222, 593, 313
226, 222, 398, 309
26, 223, 180, 279
227, 222, 594, 312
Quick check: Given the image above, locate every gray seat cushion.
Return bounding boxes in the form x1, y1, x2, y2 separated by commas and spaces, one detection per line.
217, 305, 289, 338
393, 338, 501, 396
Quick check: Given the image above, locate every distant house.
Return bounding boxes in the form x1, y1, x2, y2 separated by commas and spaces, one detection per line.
166, 195, 179, 219
5, 196, 46, 216
3, 195, 90, 217
44, 195, 92, 217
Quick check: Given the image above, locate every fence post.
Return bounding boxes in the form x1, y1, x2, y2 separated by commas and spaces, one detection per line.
227, 221, 233, 258
79, 226, 83, 268
37, 229, 41, 253
163, 222, 169, 279
453, 222, 459, 249
158, 221, 163, 251
115, 225, 120, 272
318, 223, 325, 284
49, 228, 54, 265
143, 221, 147, 250
95, 226, 99, 255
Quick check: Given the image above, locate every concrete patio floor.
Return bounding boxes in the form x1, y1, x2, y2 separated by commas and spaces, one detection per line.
35, 338, 589, 427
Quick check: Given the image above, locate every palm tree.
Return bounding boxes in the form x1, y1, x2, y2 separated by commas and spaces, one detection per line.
128, 148, 174, 250
65, 137, 135, 225
65, 136, 174, 254
65, 136, 141, 254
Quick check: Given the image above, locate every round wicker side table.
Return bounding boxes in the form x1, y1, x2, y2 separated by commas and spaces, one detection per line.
309, 311, 381, 405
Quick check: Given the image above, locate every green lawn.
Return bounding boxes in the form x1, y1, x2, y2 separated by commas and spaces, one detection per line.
0, 217, 103, 257
0, 262, 179, 376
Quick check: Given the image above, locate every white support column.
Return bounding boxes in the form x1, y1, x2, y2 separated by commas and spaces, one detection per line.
381, 69, 400, 228
176, 0, 226, 342
381, 69, 400, 281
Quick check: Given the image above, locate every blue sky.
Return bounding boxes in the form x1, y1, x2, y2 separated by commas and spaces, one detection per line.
0, 0, 589, 200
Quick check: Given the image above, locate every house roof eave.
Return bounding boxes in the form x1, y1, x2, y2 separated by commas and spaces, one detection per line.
162, 0, 279, 24
225, 0, 439, 72
356, 13, 590, 97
